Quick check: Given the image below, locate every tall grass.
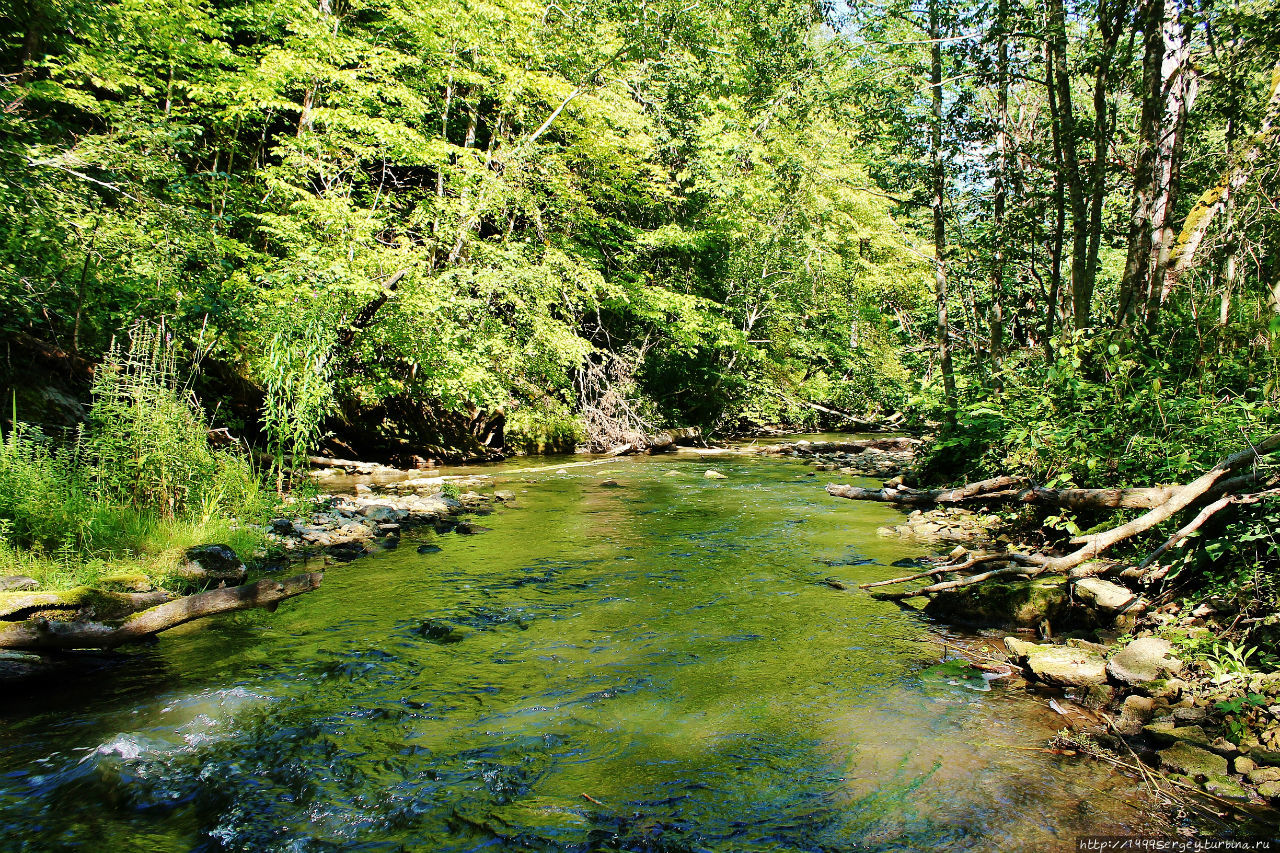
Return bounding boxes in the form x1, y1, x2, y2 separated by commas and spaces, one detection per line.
0, 321, 269, 589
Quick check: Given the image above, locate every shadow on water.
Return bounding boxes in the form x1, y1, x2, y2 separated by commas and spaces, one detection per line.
0, 449, 1159, 851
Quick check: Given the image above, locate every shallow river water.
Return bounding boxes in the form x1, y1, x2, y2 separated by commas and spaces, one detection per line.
0, 450, 1158, 851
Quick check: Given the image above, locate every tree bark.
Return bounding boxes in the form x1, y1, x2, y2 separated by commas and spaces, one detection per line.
1047, 0, 1091, 328
0, 573, 323, 651
930, 0, 958, 419
1118, 0, 1166, 324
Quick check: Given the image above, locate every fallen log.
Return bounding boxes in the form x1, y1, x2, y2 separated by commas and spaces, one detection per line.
0, 572, 323, 651
0, 588, 174, 622
846, 433, 1280, 600
826, 478, 1180, 510
763, 437, 920, 455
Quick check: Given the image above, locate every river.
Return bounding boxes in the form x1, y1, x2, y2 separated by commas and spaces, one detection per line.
0, 449, 1158, 851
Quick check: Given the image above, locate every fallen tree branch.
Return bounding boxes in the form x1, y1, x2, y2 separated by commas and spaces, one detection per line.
0, 573, 323, 650
826, 479, 1180, 510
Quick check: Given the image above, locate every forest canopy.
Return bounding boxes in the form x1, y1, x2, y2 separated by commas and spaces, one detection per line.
1, 0, 1278, 477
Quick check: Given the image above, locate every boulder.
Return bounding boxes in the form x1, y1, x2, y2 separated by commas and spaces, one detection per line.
924, 578, 1074, 629
360, 505, 409, 524
1072, 577, 1137, 611
600, 479, 623, 488
173, 545, 247, 586
704, 470, 728, 480
1021, 644, 1108, 688
416, 544, 443, 554
1106, 637, 1184, 686
0, 576, 39, 592
1005, 639, 1107, 687
1157, 742, 1229, 781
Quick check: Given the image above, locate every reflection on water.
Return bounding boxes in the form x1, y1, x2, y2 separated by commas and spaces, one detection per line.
0, 451, 1155, 851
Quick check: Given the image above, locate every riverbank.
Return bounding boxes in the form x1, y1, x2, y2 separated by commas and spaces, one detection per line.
849, 478, 1280, 831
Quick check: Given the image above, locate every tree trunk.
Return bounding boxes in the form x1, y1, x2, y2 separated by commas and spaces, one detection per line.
1117, 0, 1165, 324
930, 0, 957, 419
989, 0, 1010, 372
0, 574, 323, 651
1045, 40, 1067, 350
1047, 0, 1091, 329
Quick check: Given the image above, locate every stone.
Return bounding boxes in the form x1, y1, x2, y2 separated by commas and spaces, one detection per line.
1157, 742, 1229, 781
1106, 637, 1184, 686
0, 576, 39, 592
704, 470, 728, 480
1203, 776, 1252, 801
360, 505, 409, 524
494, 490, 517, 502
455, 521, 492, 535
1248, 767, 1280, 784
1004, 637, 1043, 659
416, 544, 443, 554
1073, 577, 1137, 611
1172, 706, 1207, 725
924, 578, 1073, 630
1122, 694, 1157, 723
1234, 756, 1256, 775
1023, 645, 1108, 688
600, 479, 623, 488
1258, 782, 1280, 799
664, 471, 682, 477
173, 545, 247, 586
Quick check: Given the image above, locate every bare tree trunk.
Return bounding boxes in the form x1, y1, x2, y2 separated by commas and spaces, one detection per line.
1147, 8, 1199, 323
1118, 0, 1165, 324
989, 0, 1010, 373
1045, 41, 1067, 351
931, 0, 957, 419
1083, 0, 1129, 326
1047, 0, 1090, 329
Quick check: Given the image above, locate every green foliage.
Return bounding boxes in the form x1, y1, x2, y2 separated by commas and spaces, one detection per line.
258, 305, 336, 490
918, 330, 1280, 487
0, 324, 266, 588
505, 399, 583, 454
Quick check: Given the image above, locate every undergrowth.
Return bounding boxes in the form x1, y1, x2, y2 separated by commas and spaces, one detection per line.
0, 321, 271, 590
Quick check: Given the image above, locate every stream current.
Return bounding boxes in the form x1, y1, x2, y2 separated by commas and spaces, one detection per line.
0, 449, 1156, 851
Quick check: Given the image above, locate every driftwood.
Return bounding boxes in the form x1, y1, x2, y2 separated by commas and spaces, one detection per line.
827, 476, 1180, 510
0, 573, 322, 650
838, 434, 1279, 601
761, 437, 920, 455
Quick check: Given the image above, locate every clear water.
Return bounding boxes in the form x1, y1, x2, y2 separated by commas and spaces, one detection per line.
0, 452, 1155, 851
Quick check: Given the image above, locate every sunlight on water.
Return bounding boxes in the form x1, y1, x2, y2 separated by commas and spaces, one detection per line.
0, 449, 1155, 851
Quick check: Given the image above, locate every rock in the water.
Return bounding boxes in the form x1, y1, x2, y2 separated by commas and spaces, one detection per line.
1021, 644, 1108, 688
455, 521, 492, 535
1106, 637, 1183, 686
1121, 694, 1157, 723
1248, 767, 1280, 784
925, 578, 1072, 629
412, 619, 465, 644
1258, 781, 1280, 799
0, 576, 39, 592
664, 470, 682, 477
1203, 776, 1252, 801
704, 470, 728, 480
416, 544, 443, 554
174, 545, 247, 586
1072, 577, 1137, 611
360, 505, 409, 524
600, 479, 623, 488
494, 490, 517, 502
1158, 742, 1229, 781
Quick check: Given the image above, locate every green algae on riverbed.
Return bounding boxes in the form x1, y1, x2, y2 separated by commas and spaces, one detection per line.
0, 452, 1158, 851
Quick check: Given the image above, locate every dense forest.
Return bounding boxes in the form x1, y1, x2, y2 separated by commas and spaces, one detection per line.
1, 0, 1279, 568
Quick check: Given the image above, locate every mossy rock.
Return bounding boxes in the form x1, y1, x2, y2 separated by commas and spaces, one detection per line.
924, 578, 1081, 630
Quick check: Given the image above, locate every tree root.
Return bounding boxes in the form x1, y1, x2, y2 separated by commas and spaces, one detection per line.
839, 433, 1279, 600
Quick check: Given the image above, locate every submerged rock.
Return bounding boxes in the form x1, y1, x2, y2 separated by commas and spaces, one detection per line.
704, 470, 728, 480
416, 544, 443, 554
